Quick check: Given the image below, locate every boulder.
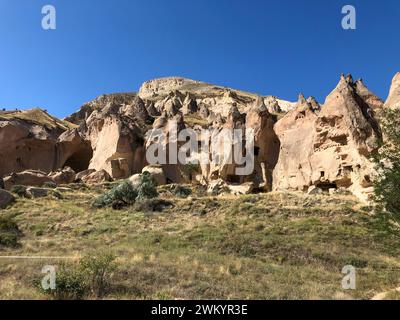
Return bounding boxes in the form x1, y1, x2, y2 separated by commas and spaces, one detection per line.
81, 170, 112, 184
227, 182, 255, 195
142, 165, 167, 186
129, 174, 142, 189
3, 170, 55, 190
49, 167, 76, 185
0, 189, 15, 209
75, 169, 96, 181
26, 187, 50, 198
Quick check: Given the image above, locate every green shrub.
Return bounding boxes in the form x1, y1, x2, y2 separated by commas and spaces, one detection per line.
80, 251, 117, 298
41, 263, 87, 300
43, 182, 57, 189
10, 185, 27, 197
92, 180, 137, 209
40, 251, 117, 299
0, 215, 21, 247
373, 108, 400, 226
92, 174, 158, 209
136, 171, 158, 201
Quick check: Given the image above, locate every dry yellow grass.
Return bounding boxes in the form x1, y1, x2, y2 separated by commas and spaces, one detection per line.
0, 108, 77, 130
1, 185, 400, 300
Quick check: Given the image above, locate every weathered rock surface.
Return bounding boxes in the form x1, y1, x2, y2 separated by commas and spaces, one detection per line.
26, 187, 50, 198
0, 189, 15, 209
80, 170, 112, 184
0, 109, 76, 178
141, 165, 167, 186
59, 94, 148, 180
75, 169, 96, 182
3, 170, 55, 190
48, 167, 76, 185
385, 72, 400, 109
273, 74, 381, 202
1, 72, 398, 202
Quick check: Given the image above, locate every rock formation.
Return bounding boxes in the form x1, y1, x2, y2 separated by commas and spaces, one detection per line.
273, 74, 381, 201
385, 72, 400, 109
1, 73, 398, 202
0, 109, 76, 177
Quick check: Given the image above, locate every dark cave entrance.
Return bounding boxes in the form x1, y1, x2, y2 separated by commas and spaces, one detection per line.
64, 144, 93, 173
315, 181, 338, 191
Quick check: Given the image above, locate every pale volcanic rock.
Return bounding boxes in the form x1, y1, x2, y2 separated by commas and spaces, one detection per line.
141, 165, 167, 186
2, 73, 396, 202
59, 93, 148, 180
49, 167, 76, 185
246, 103, 280, 191
355, 79, 384, 109
273, 75, 381, 202
181, 94, 198, 115
80, 169, 112, 184
385, 72, 400, 109
3, 170, 55, 190
0, 109, 75, 178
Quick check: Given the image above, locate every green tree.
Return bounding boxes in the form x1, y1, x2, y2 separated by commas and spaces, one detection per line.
373, 108, 400, 226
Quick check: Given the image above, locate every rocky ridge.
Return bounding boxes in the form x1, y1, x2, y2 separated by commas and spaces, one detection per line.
1, 73, 398, 202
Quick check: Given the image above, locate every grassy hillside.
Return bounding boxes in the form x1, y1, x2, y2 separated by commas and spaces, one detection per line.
0, 184, 400, 300
0, 108, 77, 131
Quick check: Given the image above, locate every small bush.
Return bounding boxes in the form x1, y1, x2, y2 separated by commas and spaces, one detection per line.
92, 174, 158, 209
136, 171, 158, 201
10, 185, 27, 197
0, 215, 21, 247
40, 251, 117, 299
80, 251, 117, 298
373, 108, 400, 224
41, 263, 87, 300
92, 180, 137, 209
43, 182, 57, 189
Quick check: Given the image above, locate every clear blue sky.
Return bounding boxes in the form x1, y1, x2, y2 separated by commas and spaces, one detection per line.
0, 0, 399, 118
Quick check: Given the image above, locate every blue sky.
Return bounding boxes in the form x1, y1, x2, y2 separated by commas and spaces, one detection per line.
0, 0, 399, 118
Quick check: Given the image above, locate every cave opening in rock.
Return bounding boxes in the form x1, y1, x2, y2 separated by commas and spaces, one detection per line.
226, 174, 241, 184
64, 144, 93, 173
316, 181, 338, 191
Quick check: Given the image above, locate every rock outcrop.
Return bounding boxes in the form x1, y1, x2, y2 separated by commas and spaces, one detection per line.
0, 109, 76, 178
1, 73, 398, 202
385, 72, 400, 109
273, 74, 381, 201
3, 170, 55, 190
59, 94, 149, 180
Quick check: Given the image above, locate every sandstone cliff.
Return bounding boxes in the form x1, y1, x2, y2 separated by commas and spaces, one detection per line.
385, 72, 400, 109
273, 75, 381, 201
0, 108, 76, 177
